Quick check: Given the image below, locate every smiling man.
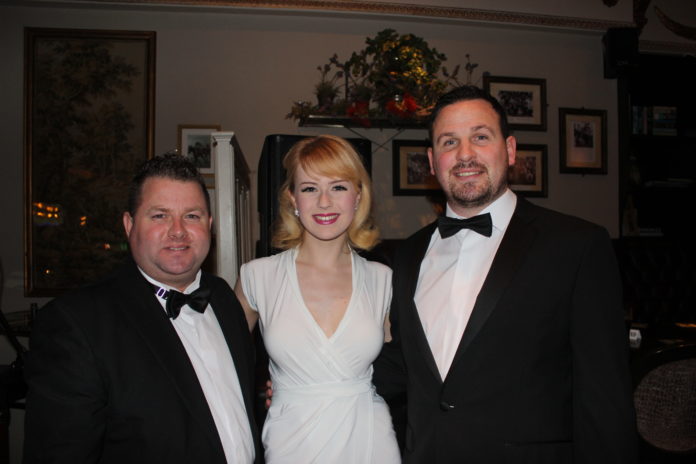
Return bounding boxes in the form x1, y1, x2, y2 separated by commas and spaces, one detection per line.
427, 97, 515, 218
24, 155, 262, 464
374, 86, 638, 463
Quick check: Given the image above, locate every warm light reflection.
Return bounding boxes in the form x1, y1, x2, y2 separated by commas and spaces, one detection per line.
33, 202, 63, 226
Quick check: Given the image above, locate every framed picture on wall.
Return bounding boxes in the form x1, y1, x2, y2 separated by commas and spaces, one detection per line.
483, 75, 547, 131
392, 139, 440, 196
177, 124, 221, 176
558, 108, 607, 174
24, 28, 156, 296
508, 144, 547, 197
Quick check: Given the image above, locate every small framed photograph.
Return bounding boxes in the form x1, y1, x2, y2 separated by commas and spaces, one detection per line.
177, 124, 221, 175
508, 144, 548, 197
392, 139, 441, 196
558, 108, 607, 174
483, 75, 547, 131
651, 106, 677, 136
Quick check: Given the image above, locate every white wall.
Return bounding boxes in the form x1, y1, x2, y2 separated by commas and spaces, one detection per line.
1, 1, 695, 462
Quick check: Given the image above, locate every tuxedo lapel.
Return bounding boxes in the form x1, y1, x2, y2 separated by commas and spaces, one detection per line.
203, 273, 257, 434
400, 222, 442, 383
115, 265, 224, 455
447, 200, 537, 374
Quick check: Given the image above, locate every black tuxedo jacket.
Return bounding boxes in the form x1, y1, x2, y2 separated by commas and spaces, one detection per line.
23, 262, 262, 464
375, 198, 637, 463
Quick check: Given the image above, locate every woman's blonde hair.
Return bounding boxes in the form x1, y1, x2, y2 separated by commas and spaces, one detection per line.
272, 135, 379, 251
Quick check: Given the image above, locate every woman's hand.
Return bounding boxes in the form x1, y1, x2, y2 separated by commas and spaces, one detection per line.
265, 379, 273, 409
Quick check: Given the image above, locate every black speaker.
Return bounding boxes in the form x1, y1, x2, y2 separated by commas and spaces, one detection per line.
603, 27, 639, 78
256, 134, 372, 258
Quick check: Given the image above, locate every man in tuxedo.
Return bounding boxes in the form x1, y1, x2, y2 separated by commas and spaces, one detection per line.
23, 155, 262, 463
375, 86, 637, 463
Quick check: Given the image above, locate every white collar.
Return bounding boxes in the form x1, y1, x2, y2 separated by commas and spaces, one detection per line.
445, 188, 517, 234
138, 267, 202, 294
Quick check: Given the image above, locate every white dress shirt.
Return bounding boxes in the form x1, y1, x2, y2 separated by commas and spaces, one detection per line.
414, 189, 517, 379
141, 269, 255, 464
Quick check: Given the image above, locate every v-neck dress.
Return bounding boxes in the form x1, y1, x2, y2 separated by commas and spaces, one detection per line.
240, 247, 400, 463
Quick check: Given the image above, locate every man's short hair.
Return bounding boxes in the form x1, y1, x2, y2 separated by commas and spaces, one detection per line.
127, 154, 211, 216
428, 85, 511, 143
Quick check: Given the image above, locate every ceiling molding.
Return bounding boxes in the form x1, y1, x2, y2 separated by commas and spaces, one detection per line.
21, 0, 634, 31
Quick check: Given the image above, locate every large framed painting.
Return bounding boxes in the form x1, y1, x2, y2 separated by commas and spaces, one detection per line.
24, 28, 156, 296
483, 75, 547, 131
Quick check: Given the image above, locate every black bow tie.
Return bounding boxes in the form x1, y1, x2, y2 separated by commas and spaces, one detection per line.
437, 213, 493, 238
153, 286, 211, 319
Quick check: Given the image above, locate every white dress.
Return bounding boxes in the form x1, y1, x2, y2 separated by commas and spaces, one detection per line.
240, 247, 401, 464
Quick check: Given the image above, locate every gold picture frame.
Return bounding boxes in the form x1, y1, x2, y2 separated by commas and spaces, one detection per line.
24, 28, 156, 296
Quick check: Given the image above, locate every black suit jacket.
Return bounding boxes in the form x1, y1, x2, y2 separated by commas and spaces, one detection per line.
23, 262, 262, 464
375, 198, 638, 463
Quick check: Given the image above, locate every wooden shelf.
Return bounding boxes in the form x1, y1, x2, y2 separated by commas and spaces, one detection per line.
299, 114, 427, 130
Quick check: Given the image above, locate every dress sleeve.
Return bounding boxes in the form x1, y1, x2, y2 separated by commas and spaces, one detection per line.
381, 266, 393, 322
239, 261, 259, 312
364, 259, 393, 323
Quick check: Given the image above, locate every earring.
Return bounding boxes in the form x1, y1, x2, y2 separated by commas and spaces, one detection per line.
294, 209, 299, 217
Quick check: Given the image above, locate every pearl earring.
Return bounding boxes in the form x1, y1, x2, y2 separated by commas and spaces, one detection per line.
294, 209, 299, 217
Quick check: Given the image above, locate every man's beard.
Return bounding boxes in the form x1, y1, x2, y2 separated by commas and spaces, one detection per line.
446, 161, 507, 211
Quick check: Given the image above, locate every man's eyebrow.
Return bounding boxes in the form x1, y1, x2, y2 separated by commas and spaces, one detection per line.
435, 132, 457, 143
145, 206, 169, 212
145, 206, 206, 213
471, 124, 494, 132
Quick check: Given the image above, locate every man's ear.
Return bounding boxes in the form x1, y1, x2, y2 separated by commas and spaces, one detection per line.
506, 136, 517, 167
123, 212, 134, 238
428, 147, 435, 175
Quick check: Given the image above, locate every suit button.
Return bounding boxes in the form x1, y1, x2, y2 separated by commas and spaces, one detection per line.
439, 401, 454, 411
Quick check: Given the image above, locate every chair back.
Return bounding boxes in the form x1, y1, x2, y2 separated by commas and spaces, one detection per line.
633, 343, 696, 454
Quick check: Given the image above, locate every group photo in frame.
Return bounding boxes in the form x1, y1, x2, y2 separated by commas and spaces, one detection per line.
392, 139, 440, 196
177, 124, 221, 177
483, 75, 547, 131
508, 144, 548, 197
559, 108, 607, 174
24, 27, 156, 296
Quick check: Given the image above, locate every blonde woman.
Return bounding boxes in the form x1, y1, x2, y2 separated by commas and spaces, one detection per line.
235, 135, 400, 463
